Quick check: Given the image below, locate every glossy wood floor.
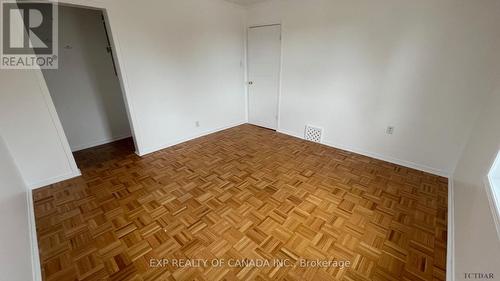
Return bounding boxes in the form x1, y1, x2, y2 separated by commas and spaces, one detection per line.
33, 124, 448, 281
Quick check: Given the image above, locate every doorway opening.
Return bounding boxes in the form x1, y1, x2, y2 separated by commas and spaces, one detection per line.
37, 5, 135, 169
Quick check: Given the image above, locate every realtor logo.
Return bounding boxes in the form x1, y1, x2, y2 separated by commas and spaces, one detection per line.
1, 0, 58, 69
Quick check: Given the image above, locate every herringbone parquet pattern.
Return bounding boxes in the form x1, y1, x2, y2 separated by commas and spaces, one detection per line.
33, 124, 448, 281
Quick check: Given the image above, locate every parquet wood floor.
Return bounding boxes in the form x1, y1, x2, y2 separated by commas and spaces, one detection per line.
33, 124, 448, 281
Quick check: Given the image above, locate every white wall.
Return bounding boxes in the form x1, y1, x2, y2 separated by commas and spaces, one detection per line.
0, 0, 247, 188
0, 136, 35, 281
452, 82, 500, 280
2, 1, 500, 279
247, 0, 500, 176
42, 6, 131, 152
0, 66, 79, 188
104, 0, 247, 154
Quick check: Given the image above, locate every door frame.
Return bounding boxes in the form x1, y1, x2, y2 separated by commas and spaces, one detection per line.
30, 3, 141, 279
246, 22, 284, 131
33, 0, 144, 171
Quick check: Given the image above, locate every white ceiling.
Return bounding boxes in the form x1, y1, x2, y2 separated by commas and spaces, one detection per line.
224, 0, 270, 6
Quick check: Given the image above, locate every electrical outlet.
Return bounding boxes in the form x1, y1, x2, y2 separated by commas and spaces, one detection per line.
386, 126, 395, 135
195, 121, 200, 127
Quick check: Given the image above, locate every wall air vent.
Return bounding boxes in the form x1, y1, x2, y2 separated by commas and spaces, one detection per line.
304, 125, 323, 143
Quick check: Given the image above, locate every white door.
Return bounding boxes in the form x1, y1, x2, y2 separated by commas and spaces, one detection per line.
247, 25, 281, 130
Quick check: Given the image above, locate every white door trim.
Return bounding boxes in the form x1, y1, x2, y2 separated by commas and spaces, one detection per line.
34, 69, 81, 184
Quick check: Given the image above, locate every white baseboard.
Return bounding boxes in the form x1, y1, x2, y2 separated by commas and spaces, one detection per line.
28, 169, 81, 190
71, 134, 132, 152
137, 121, 246, 156
277, 128, 450, 177
26, 189, 42, 281
447, 180, 455, 281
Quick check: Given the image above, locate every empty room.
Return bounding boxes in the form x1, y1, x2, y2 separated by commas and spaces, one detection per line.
0, 0, 499, 281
